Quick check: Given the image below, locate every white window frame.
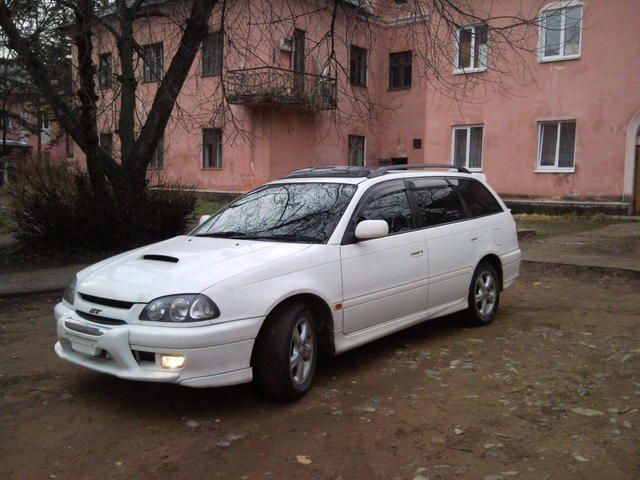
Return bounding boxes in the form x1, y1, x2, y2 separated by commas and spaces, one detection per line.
150, 134, 164, 169
143, 43, 163, 82
348, 134, 366, 167
538, 1, 583, 63
535, 120, 577, 173
349, 45, 368, 87
453, 24, 488, 75
450, 124, 484, 172
202, 128, 223, 169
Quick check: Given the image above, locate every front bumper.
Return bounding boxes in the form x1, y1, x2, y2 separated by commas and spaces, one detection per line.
54, 303, 264, 387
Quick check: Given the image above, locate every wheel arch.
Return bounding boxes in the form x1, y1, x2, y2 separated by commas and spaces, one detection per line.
250, 293, 336, 367
478, 253, 503, 290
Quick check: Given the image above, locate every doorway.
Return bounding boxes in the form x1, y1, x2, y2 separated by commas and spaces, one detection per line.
635, 133, 640, 213
625, 112, 640, 214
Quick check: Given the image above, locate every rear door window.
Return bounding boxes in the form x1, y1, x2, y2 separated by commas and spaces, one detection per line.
448, 178, 503, 217
407, 178, 467, 227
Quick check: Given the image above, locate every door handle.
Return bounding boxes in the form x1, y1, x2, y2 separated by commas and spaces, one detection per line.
411, 250, 424, 257
470, 236, 479, 242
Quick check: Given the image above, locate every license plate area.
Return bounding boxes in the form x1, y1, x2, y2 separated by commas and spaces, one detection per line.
68, 334, 102, 357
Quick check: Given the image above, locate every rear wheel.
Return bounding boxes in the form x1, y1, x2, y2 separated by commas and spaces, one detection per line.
464, 261, 500, 326
253, 302, 317, 401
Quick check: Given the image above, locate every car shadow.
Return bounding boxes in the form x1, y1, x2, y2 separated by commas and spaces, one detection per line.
71, 312, 468, 415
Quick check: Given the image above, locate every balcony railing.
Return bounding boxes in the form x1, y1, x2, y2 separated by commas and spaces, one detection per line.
225, 66, 337, 111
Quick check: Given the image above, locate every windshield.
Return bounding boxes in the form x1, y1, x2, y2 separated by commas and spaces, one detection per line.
192, 182, 357, 244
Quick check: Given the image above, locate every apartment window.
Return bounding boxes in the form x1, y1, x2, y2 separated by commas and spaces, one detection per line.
202, 128, 222, 168
452, 125, 483, 170
348, 135, 365, 166
539, 3, 582, 61
455, 24, 488, 72
349, 45, 367, 87
98, 53, 112, 89
537, 120, 576, 171
66, 133, 73, 158
0, 111, 11, 130
202, 31, 223, 76
389, 51, 412, 89
99, 133, 113, 158
150, 134, 164, 168
143, 43, 163, 82
39, 112, 50, 131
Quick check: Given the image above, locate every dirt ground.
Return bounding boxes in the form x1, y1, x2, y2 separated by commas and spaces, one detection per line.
1, 262, 639, 480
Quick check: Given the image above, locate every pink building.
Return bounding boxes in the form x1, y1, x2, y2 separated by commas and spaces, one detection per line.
88, 0, 640, 213
0, 104, 71, 186
0, 59, 71, 186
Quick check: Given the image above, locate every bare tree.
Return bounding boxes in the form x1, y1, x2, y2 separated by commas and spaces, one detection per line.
0, 0, 217, 199
0, 0, 552, 199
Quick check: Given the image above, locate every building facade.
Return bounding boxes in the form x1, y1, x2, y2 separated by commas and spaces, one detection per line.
0, 60, 71, 187
86, 0, 640, 213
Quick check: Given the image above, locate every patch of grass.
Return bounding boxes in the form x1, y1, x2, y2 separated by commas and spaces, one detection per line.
514, 213, 627, 239
194, 200, 224, 217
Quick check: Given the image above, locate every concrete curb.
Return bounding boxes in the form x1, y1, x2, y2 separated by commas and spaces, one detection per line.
521, 259, 640, 278
0, 287, 65, 299
0, 263, 88, 299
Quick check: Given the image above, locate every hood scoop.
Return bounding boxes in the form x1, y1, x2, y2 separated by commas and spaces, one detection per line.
142, 254, 179, 263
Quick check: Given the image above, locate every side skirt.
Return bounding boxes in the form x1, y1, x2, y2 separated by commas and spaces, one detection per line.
333, 297, 468, 355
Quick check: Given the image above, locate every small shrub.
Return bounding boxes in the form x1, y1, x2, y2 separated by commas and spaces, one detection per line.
0, 193, 12, 234
7, 156, 196, 251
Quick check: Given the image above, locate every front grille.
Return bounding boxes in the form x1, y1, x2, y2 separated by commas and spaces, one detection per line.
79, 293, 134, 309
75, 310, 127, 326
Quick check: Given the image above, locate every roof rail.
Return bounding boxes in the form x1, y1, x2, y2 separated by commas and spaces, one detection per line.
368, 164, 470, 178
283, 166, 373, 179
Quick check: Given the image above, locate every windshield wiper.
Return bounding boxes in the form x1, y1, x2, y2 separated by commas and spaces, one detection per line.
195, 231, 322, 243
194, 231, 252, 238
248, 234, 322, 244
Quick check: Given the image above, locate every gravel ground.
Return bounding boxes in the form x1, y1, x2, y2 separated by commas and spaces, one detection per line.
1, 262, 639, 480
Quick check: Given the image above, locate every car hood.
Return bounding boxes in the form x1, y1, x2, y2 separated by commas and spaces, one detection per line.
76, 235, 312, 303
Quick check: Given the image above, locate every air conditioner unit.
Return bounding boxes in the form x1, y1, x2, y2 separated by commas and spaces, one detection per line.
279, 37, 293, 52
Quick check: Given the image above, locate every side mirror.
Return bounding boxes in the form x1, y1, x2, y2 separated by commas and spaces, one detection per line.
355, 220, 389, 240
198, 214, 211, 226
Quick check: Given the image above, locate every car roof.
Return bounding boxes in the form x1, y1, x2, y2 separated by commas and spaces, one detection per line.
269, 165, 487, 186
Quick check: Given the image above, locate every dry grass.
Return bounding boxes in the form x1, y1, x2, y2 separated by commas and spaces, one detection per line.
514, 213, 625, 238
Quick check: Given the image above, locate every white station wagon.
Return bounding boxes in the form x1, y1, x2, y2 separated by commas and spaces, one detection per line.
55, 165, 521, 400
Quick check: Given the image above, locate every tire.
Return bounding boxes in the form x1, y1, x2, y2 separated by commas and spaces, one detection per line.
464, 261, 500, 326
253, 302, 317, 401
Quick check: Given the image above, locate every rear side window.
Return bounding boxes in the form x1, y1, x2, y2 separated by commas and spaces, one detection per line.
408, 178, 467, 227
449, 178, 502, 217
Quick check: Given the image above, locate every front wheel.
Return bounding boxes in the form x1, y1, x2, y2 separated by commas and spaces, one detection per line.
253, 302, 317, 401
464, 261, 500, 326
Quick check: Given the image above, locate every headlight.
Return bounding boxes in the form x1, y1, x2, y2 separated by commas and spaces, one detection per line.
63, 275, 77, 305
139, 294, 220, 322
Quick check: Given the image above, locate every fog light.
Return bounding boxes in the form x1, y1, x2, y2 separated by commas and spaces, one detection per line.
160, 354, 186, 369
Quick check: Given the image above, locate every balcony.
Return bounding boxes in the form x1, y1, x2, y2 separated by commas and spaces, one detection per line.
225, 67, 337, 111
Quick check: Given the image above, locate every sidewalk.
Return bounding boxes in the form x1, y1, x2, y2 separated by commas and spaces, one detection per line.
521, 222, 640, 273
0, 263, 89, 297
0, 221, 638, 297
